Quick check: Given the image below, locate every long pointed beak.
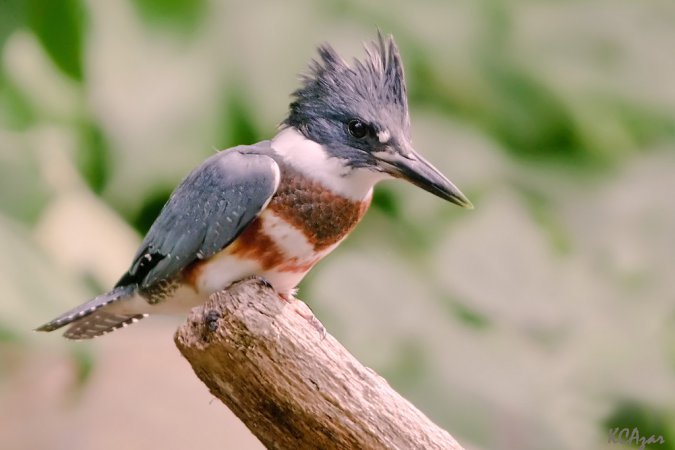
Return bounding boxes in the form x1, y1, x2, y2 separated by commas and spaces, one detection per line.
377, 148, 473, 209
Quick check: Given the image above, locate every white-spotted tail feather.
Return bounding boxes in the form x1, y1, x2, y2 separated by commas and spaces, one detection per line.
63, 311, 148, 340
35, 285, 140, 339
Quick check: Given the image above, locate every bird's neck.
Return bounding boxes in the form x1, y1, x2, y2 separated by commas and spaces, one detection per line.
271, 127, 385, 201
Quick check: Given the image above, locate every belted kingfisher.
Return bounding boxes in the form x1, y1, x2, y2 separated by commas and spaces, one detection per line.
36, 33, 472, 340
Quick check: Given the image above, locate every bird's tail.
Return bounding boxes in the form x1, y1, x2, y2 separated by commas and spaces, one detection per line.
35, 285, 147, 340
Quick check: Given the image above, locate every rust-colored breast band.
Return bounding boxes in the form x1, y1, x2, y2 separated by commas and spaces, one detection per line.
268, 166, 371, 250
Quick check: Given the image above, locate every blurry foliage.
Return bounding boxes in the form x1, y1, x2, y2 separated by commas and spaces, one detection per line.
369, 187, 453, 253
217, 85, 263, 149
0, 215, 92, 348
0, 149, 51, 224
25, 0, 86, 81
443, 296, 491, 330
71, 347, 95, 388
380, 338, 428, 391
368, 211, 437, 255
1, 1, 675, 448
604, 401, 675, 450
0, 321, 21, 343
0, 0, 23, 50
371, 185, 402, 219
0, 333, 25, 382
329, 0, 675, 167
604, 97, 675, 147
410, 51, 571, 158
77, 120, 112, 194
0, 68, 36, 130
369, 185, 472, 254
131, 0, 206, 33
132, 188, 173, 235
478, 62, 580, 159
517, 184, 572, 255
408, 45, 675, 167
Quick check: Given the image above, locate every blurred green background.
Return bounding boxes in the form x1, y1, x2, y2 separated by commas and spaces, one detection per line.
1, 1, 675, 449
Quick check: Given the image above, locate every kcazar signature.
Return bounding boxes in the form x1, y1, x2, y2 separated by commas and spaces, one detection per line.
608, 427, 665, 449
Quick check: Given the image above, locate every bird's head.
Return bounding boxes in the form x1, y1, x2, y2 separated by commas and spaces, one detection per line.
284, 33, 472, 208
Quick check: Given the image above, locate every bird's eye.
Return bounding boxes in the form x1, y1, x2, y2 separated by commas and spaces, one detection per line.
347, 119, 368, 139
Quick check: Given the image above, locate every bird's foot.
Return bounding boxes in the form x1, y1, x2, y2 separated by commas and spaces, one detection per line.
250, 275, 274, 290
279, 293, 326, 340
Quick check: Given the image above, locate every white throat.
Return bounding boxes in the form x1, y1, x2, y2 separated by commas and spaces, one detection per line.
271, 127, 388, 200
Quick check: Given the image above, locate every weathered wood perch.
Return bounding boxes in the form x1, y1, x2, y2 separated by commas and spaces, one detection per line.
174, 278, 465, 450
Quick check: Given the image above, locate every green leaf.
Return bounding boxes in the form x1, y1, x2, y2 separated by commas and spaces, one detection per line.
25, 0, 86, 81
217, 85, 261, 148
0, 68, 36, 130
604, 401, 675, 450
0, 0, 24, 50
77, 120, 112, 194
131, 0, 206, 32
371, 186, 401, 219
131, 188, 173, 235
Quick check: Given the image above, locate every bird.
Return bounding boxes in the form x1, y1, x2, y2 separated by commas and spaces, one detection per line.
36, 32, 472, 340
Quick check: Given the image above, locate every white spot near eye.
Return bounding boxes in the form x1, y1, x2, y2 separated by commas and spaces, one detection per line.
377, 129, 391, 144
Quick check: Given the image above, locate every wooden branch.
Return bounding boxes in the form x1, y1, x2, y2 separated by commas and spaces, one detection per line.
174, 278, 465, 450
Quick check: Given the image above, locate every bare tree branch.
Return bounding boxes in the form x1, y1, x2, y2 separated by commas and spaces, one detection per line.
174, 278, 465, 450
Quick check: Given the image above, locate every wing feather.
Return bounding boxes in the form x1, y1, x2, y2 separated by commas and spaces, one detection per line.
117, 144, 280, 289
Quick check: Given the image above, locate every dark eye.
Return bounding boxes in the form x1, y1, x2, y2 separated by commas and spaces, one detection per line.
348, 119, 368, 139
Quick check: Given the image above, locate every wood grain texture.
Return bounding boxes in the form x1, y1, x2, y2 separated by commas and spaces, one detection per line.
174, 278, 465, 450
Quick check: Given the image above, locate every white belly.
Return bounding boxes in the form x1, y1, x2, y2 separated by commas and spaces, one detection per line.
193, 251, 311, 296
195, 209, 335, 295
108, 262, 308, 317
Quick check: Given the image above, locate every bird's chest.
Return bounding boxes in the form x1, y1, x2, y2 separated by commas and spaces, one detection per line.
186, 164, 372, 296
268, 167, 371, 250
228, 168, 371, 270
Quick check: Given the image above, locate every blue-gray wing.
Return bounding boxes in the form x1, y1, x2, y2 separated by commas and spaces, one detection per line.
117, 144, 280, 289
